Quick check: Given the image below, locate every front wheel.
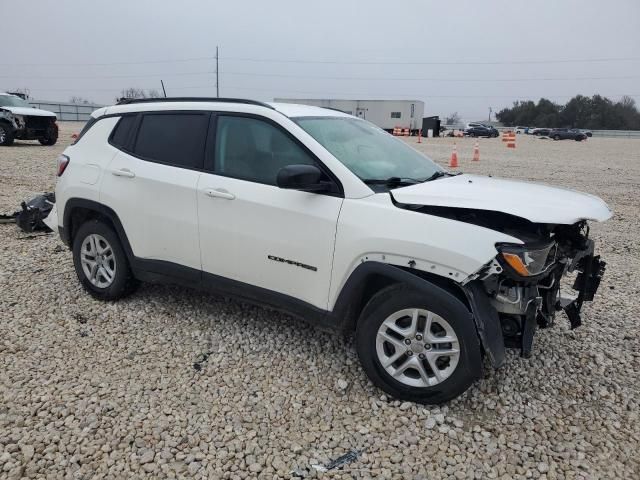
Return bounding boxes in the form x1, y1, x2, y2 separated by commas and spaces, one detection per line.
356, 285, 481, 404
38, 123, 58, 146
553, 135, 561, 140
0, 122, 15, 146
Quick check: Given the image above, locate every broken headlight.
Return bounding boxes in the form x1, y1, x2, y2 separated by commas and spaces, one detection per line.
497, 242, 557, 277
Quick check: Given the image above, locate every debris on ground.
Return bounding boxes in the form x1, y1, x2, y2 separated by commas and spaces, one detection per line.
311, 449, 365, 472
15, 192, 55, 233
0, 213, 17, 224
193, 351, 215, 371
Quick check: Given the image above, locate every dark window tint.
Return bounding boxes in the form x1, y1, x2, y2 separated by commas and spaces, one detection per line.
72, 116, 98, 145
215, 116, 316, 185
133, 113, 208, 169
110, 115, 137, 149
390, 112, 401, 119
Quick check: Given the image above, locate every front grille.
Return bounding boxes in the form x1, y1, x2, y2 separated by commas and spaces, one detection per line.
25, 116, 52, 130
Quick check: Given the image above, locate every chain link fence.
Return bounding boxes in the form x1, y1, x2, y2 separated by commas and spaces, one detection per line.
29, 100, 104, 122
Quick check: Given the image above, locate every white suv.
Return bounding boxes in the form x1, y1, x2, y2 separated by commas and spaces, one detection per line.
49, 98, 611, 403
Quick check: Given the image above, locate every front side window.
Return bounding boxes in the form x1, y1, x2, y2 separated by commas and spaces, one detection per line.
133, 113, 208, 169
295, 116, 442, 186
214, 115, 316, 185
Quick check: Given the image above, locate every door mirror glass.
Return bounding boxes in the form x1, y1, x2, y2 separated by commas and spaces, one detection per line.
277, 164, 328, 192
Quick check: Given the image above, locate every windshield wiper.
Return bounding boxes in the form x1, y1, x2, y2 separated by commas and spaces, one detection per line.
424, 171, 449, 182
362, 177, 423, 186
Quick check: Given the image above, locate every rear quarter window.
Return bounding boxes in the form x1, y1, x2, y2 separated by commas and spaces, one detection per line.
71, 117, 98, 145
109, 115, 137, 149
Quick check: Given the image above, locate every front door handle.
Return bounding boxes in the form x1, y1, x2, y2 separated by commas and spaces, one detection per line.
204, 188, 235, 200
111, 168, 135, 178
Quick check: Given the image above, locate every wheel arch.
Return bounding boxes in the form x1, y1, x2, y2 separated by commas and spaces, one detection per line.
332, 262, 471, 333
62, 198, 134, 260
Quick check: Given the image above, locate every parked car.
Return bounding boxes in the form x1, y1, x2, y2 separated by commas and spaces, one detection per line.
514, 126, 528, 134
0, 92, 58, 146
47, 97, 611, 404
549, 128, 588, 141
531, 128, 551, 136
464, 123, 499, 138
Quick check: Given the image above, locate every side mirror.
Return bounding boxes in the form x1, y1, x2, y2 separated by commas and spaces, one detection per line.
276, 164, 329, 192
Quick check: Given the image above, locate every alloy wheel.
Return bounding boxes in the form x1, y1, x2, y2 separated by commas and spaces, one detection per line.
376, 308, 460, 388
80, 234, 116, 288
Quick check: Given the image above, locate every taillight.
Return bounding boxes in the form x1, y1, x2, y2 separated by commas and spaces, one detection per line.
57, 154, 70, 176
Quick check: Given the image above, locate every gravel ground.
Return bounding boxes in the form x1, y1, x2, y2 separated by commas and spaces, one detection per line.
1, 123, 639, 479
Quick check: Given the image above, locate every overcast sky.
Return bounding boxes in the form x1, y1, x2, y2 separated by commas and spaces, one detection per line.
2, 0, 639, 122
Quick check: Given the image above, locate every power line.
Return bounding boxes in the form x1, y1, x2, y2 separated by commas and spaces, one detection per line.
2, 55, 639, 68
220, 71, 640, 82
0, 71, 214, 80
0, 56, 215, 67
18, 84, 640, 100
222, 56, 640, 66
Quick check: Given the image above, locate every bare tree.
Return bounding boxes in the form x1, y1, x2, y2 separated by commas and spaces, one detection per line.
117, 87, 147, 102
69, 96, 92, 104
444, 112, 461, 126
116, 87, 165, 103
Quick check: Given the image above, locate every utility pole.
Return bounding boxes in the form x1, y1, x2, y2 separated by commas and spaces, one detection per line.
488, 107, 492, 123
216, 46, 219, 98
160, 79, 167, 98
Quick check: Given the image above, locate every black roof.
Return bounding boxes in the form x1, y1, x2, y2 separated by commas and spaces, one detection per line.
115, 97, 274, 109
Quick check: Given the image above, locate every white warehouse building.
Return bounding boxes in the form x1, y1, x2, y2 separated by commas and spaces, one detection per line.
274, 98, 424, 133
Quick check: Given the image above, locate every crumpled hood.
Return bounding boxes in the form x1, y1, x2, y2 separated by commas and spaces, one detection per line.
392, 174, 612, 224
2, 106, 56, 118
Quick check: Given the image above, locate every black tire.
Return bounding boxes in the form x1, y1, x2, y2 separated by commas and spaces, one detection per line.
0, 122, 15, 146
469, 132, 476, 137
355, 284, 481, 404
72, 220, 139, 300
553, 135, 561, 140
38, 123, 58, 146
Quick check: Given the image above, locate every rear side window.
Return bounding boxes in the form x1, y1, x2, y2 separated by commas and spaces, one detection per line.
133, 113, 209, 169
110, 115, 137, 149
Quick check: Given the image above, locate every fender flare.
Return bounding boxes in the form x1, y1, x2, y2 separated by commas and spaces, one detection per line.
61, 198, 134, 259
332, 261, 505, 369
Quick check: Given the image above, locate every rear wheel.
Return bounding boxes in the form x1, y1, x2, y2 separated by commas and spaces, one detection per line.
0, 122, 15, 146
72, 220, 138, 300
553, 135, 561, 140
356, 285, 481, 404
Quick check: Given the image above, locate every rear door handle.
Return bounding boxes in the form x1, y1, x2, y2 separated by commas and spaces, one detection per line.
111, 168, 135, 178
204, 188, 235, 200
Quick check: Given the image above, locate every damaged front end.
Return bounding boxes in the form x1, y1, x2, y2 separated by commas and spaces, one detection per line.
465, 220, 605, 365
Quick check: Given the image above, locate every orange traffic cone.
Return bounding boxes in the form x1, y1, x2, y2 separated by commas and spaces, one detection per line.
507, 134, 516, 149
417, 129, 422, 143
449, 143, 459, 168
472, 141, 480, 161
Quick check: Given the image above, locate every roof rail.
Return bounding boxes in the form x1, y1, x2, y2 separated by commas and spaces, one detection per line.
115, 97, 274, 109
